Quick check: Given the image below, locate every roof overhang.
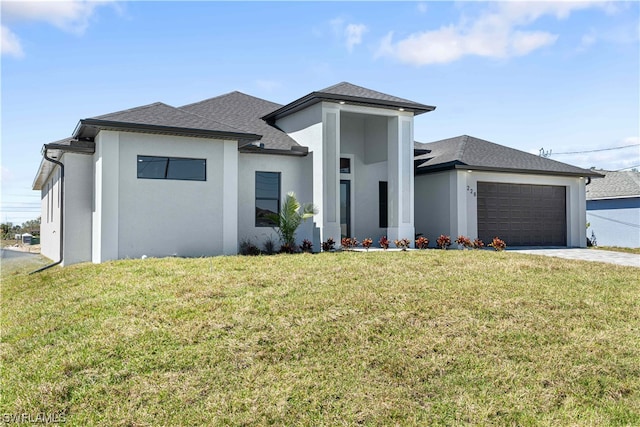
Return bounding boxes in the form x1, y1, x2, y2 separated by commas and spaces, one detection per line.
73, 119, 262, 143
415, 163, 604, 178
587, 194, 640, 201
32, 139, 96, 190
262, 92, 436, 123
239, 144, 309, 156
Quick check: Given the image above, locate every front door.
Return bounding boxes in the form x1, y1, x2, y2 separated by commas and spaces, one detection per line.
340, 180, 351, 238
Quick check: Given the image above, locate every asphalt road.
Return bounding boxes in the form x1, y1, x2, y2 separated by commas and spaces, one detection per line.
1, 249, 42, 260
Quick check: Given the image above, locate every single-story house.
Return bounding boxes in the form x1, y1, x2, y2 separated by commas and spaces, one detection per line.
33, 82, 600, 266
586, 170, 640, 248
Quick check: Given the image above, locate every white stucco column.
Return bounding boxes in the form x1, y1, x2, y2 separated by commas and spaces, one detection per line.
322, 106, 342, 243
386, 115, 415, 245
222, 140, 238, 255
451, 170, 470, 239
92, 130, 119, 263
569, 178, 587, 247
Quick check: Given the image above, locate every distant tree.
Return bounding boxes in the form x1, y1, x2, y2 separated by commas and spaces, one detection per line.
1, 222, 13, 238
21, 217, 41, 235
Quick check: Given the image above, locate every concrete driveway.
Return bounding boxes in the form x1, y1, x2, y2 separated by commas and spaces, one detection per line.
509, 248, 640, 268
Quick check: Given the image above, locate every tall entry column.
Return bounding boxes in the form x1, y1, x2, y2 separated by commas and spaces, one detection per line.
322, 106, 342, 244
386, 116, 415, 245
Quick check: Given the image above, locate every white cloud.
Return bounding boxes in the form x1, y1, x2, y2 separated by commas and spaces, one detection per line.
1, 0, 119, 57
329, 17, 368, 52
1, 25, 23, 58
417, 3, 428, 14
345, 23, 367, 52
376, 1, 611, 66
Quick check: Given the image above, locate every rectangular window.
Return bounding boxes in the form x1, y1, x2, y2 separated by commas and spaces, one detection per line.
57, 170, 60, 209
340, 157, 351, 174
46, 183, 50, 223
255, 171, 280, 227
379, 181, 388, 228
51, 178, 54, 223
137, 155, 206, 181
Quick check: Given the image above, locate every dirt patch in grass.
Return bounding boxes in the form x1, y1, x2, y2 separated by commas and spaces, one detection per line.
2, 252, 639, 425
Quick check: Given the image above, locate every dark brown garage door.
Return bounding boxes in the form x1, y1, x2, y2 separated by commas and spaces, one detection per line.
477, 182, 566, 246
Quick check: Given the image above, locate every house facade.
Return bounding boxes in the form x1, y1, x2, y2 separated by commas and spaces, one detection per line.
33, 83, 598, 266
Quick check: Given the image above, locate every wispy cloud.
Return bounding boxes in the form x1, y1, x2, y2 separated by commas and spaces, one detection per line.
345, 23, 367, 52
330, 17, 368, 52
376, 2, 613, 66
1, 25, 23, 58
1, 0, 120, 57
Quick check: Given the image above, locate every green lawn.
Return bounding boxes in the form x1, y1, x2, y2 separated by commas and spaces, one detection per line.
2, 251, 639, 426
593, 246, 640, 255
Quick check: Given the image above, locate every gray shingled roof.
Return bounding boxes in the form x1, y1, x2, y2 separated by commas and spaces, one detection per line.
319, 82, 424, 105
180, 92, 300, 150
415, 135, 601, 177
586, 170, 640, 199
75, 102, 260, 141
262, 81, 435, 121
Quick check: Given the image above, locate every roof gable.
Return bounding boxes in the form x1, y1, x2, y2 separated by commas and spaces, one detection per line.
415, 135, 601, 177
586, 170, 640, 199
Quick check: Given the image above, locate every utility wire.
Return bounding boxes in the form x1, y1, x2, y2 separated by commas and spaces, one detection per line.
616, 164, 640, 171
550, 144, 639, 155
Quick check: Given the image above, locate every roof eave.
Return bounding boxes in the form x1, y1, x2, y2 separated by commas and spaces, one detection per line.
415, 162, 602, 178
33, 141, 96, 190
32, 157, 49, 190
587, 194, 640, 201
262, 92, 436, 122
74, 119, 262, 142
239, 145, 309, 157
451, 164, 603, 178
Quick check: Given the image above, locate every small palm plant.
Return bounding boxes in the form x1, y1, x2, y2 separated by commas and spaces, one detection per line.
267, 192, 318, 251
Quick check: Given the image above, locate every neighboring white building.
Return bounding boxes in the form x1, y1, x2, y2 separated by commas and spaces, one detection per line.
32, 83, 600, 266
586, 170, 640, 248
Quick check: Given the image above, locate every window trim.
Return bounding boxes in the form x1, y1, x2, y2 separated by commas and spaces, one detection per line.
136, 155, 207, 181
255, 171, 281, 227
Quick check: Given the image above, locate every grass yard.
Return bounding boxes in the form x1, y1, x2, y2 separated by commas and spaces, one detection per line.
593, 246, 640, 255
2, 251, 639, 426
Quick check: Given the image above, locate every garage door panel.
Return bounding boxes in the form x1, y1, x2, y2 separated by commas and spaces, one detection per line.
477, 182, 566, 246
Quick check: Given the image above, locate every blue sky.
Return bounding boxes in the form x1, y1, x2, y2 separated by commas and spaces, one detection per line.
2, 1, 639, 224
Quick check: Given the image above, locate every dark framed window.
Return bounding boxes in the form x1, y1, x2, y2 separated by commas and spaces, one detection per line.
340, 157, 351, 174
256, 171, 281, 227
137, 155, 206, 181
379, 181, 388, 228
